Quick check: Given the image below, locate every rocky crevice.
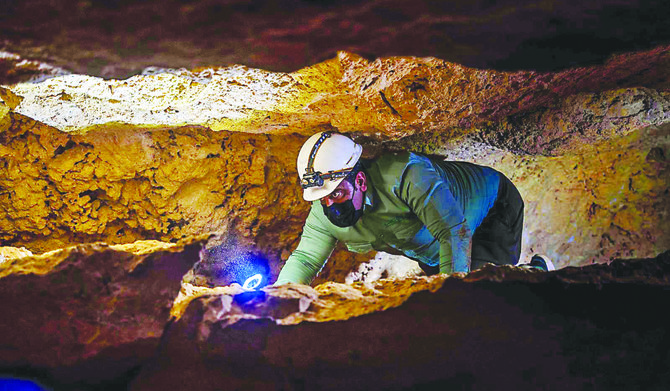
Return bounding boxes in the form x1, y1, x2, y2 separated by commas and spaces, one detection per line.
0, 44, 669, 390
131, 252, 670, 391
2, 47, 670, 273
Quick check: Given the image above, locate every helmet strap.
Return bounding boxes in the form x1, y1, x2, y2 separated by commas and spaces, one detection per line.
304, 132, 332, 176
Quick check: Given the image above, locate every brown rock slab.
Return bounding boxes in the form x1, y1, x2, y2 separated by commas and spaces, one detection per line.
2, 0, 669, 80
131, 251, 670, 391
0, 236, 207, 388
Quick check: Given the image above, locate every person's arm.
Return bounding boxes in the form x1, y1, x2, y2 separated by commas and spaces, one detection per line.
274, 207, 337, 285
398, 157, 472, 274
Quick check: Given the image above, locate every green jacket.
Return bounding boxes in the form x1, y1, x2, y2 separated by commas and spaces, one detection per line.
275, 152, 501, 285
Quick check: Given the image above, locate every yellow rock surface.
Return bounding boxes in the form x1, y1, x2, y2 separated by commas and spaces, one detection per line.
0, 246, 32, 261
1, 120, 307, 256
1, 48, 669, 281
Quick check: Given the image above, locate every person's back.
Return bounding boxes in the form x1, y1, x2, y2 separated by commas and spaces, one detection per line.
366, 152, 501, 234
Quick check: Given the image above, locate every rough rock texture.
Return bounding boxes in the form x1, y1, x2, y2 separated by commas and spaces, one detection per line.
130, 251, 670, 391
0, 51, 70, 85
1, 2, 669, 389
0, 237, 206, 389
2, 47, 669, 276
2, 0, 669, 80
7, 47, 670, 138
0, 105, 306, 255
478, 88, 670, 156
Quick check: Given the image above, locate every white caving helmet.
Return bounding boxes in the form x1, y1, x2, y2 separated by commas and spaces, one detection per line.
297, 132, 363, 202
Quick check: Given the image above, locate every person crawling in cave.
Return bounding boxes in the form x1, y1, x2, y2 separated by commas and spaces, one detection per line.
274, 132, 554, 286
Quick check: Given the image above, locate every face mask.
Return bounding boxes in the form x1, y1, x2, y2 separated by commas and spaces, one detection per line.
322, 186, 364, 227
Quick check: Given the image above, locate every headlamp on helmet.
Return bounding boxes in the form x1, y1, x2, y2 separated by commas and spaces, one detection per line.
301, 168, 352, 189
296, 131, 363, 201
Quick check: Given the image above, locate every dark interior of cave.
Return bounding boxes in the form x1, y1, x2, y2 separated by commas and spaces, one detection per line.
2, 0, 670, 80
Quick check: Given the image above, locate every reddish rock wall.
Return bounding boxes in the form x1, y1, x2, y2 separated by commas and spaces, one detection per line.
0, 237, 206, 388
2, 0, 669, 79
131, 252, 670, 391
1, 3, 669, 389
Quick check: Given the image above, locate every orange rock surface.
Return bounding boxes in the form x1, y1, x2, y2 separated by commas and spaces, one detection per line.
2, 47, 668, 275
0, 43, 669, 391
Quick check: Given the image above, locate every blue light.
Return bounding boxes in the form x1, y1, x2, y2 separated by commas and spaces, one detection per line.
232, 252, 269, 290
234, 290, 267, 305
202, 242, 270, 288
0, 378, 49, 391
242, 273, 263, 290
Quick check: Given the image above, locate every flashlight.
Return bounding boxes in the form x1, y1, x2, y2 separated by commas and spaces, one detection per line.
235, 274, 266, 305
242, 273, 263, 290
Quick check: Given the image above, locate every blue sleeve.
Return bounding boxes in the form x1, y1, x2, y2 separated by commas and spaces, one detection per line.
397, 156, 472, 273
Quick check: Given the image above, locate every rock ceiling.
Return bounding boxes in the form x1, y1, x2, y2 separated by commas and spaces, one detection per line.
2, 47, 668, 272
2, 0, 670, 81
1, 0, 670, 389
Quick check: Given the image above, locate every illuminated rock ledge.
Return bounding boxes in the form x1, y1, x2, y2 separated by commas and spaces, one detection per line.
139, 251, 670, 391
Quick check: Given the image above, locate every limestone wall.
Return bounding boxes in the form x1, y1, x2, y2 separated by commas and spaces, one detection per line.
1, 47, 669, 280
0, 109, 308, 257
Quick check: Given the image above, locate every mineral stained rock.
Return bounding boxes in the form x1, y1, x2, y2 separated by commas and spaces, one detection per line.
0, 109, 307, 258
0, 28, 669, 391
0, 237, 206, 388
2, 47, 669, 275
7, 47, 670, 137
130, 251, 670, 391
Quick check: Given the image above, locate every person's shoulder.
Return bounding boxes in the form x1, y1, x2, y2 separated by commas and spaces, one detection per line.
404, 151, 439, 170
367, 150, 441, 176
369, 150, 413, 167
